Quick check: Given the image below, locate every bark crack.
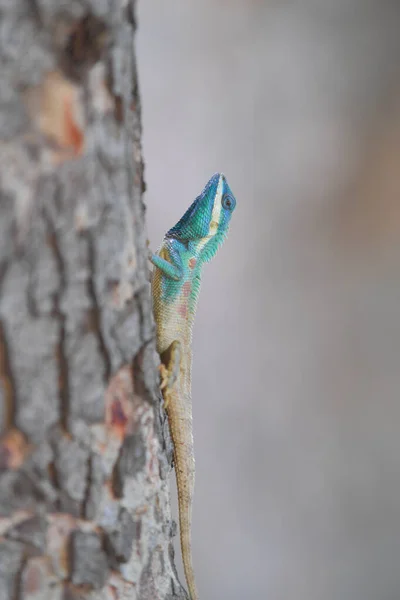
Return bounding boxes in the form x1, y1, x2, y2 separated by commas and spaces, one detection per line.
82, 451, 93, 519
42, 207, 70, 433
0, 263, 17, 432
26, 253, 39, 318
87, 233, 112, 381
13, 556, 26, 600
0, 318, 17, 431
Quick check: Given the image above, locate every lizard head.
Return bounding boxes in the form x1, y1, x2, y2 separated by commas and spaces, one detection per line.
167, 173, 236, 261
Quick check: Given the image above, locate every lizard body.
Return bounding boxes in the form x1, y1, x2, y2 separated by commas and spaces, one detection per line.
150, 173, 236, 600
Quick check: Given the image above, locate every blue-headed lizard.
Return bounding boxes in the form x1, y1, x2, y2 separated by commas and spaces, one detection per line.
150, 173, 236, 600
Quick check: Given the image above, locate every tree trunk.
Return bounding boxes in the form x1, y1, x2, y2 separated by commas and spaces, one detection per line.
0, 2, 183, 598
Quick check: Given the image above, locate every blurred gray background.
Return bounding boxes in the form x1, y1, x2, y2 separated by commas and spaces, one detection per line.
137, 2, 400, 599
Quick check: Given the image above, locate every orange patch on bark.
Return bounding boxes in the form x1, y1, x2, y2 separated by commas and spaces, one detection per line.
105, 367, 135, 441
47, 514, 78, 579
0, 429, 30, 470
105, 480, 118, 500
63, 96, 84, 154
110, 399, 128, 428
24, 70, 85, 161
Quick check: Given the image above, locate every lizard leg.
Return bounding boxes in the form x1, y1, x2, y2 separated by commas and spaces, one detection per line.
149, 252, 183, 281
159, 340, 182, 410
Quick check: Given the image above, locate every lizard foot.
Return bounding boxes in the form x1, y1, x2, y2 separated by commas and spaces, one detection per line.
158, 340, 182, 411
159, 363, 171, 409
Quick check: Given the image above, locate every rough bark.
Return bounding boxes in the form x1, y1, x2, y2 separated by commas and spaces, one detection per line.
0, 1, 183, 599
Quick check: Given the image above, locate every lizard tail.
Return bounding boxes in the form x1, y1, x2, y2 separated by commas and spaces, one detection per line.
179, 501, 198, 600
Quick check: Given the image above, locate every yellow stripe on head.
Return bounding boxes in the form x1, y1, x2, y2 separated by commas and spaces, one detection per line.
209, 174, 224, 235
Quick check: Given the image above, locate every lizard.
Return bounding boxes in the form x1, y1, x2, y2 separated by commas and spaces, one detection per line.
149, 173, 236, 600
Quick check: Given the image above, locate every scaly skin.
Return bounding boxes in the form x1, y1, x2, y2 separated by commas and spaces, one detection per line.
150, 173, 236, 600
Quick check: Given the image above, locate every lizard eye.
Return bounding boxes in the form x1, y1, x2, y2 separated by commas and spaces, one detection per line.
222, 194, 235, 210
